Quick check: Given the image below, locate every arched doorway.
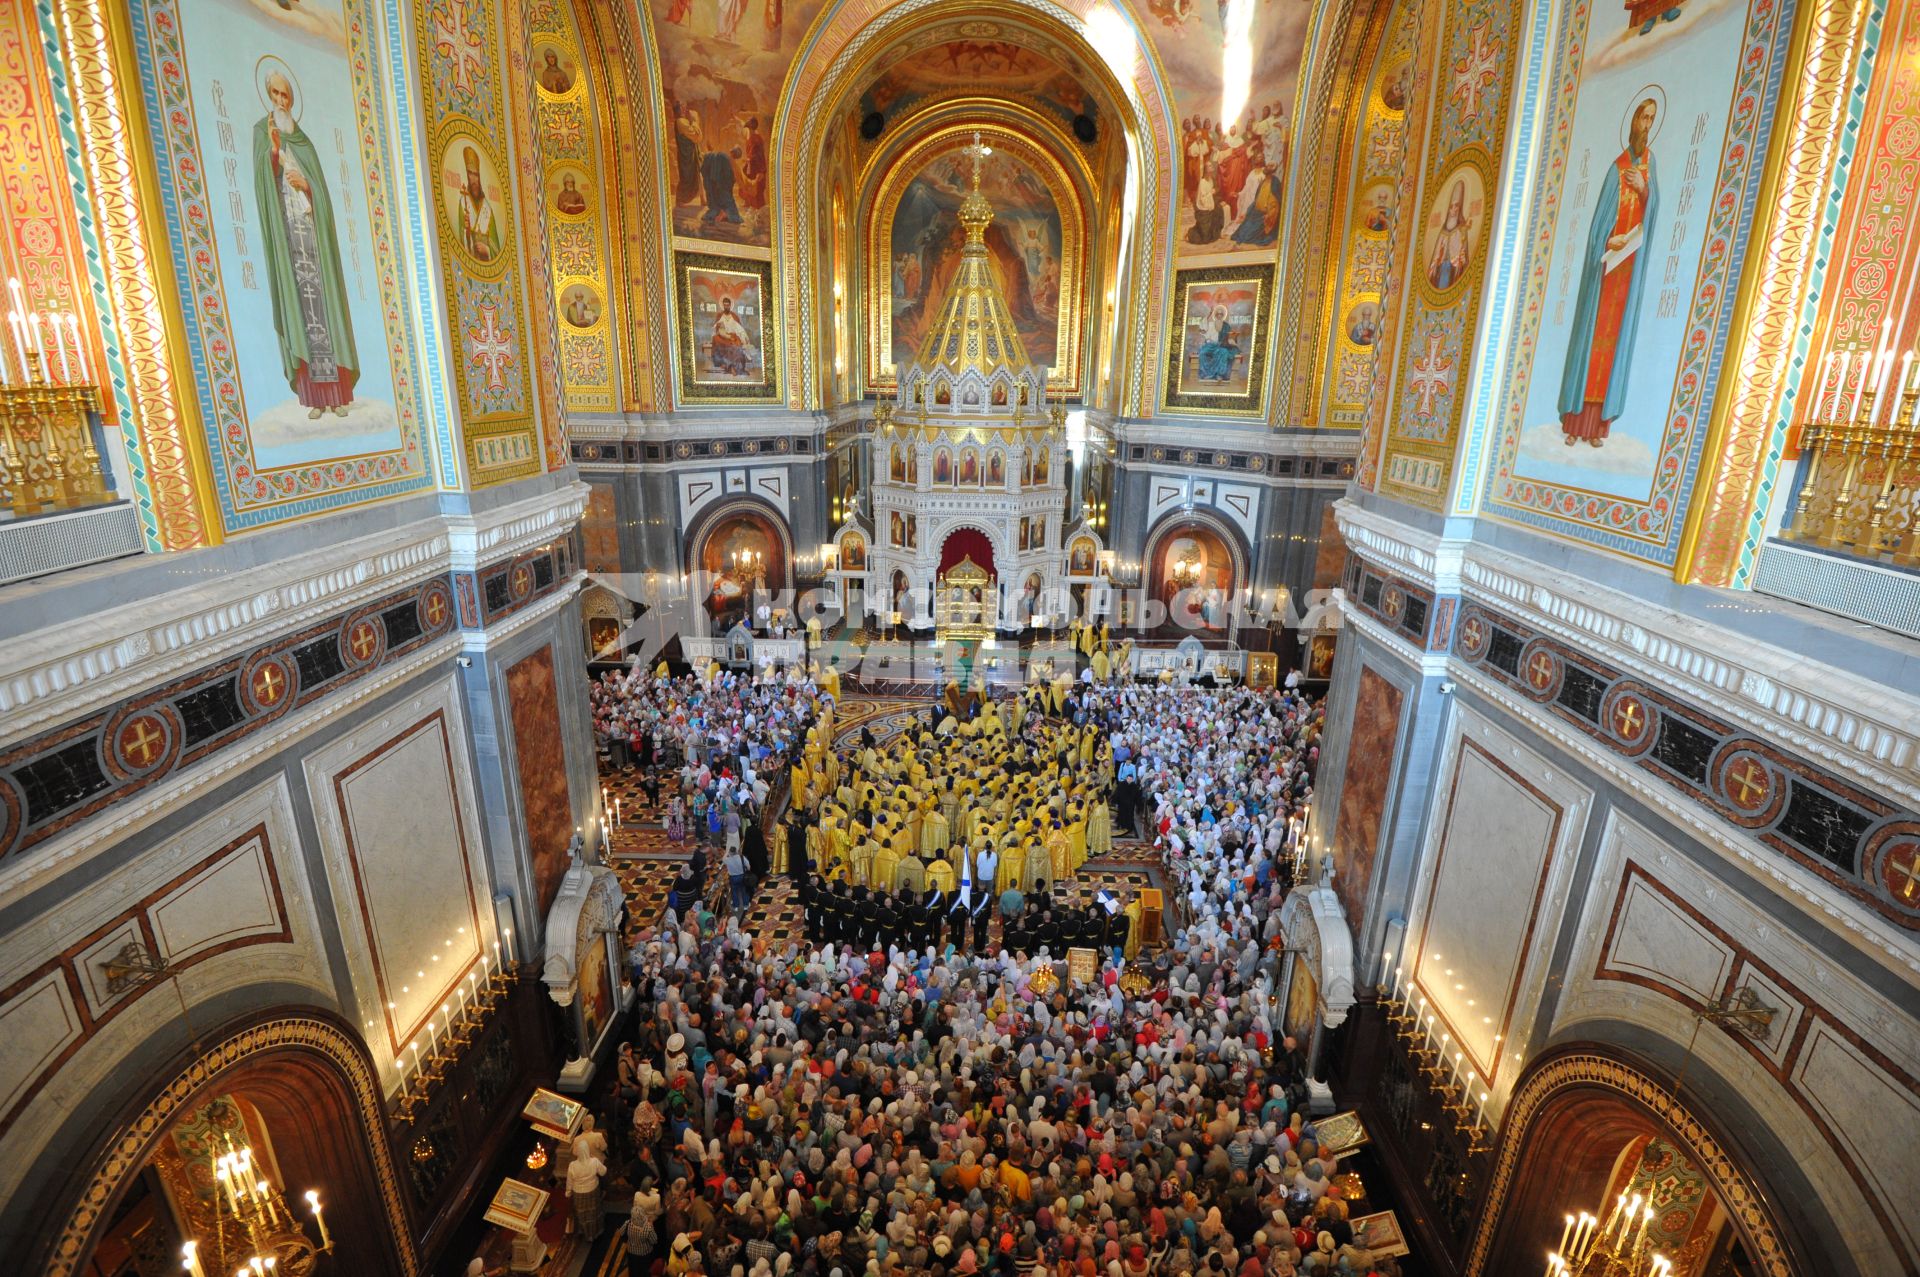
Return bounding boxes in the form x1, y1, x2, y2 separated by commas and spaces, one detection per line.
938, 526, 996, 578
1472, 1051, 1792, 1277
1144, 517, 1241, 636
45, 1013, 414, 1277
689, 504, 789, 629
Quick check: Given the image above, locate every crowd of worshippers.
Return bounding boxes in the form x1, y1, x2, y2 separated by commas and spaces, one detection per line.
591, 665, 824, 848
514, 682, 1387, 1277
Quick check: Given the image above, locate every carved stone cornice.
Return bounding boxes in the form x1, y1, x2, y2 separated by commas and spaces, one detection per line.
0, 484, 587, 749
445, 481, 590, 572
1334, 502, 1920, 809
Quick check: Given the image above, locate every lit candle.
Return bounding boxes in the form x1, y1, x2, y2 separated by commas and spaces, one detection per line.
68, 314, 88, 383
504, 927, 515, 964
1872, 345, 1896, 425
425, 1018, 437, 1059
7, 311, 26, 375
1894, 352, 1914, 426
182, 1242, 205, 1277
1556, 1215, 1574, 1258
28, 312, 46, 366
306, 1189, 331, 1249
54, 314, 72, 383
1850, 347, 1872, 421
406, 1040, 419, 1084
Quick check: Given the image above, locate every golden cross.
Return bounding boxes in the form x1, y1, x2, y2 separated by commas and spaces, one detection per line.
350, 624, 377, 659
1727, 758, 1768, 806
426, 594, 448, 625
1527, 652, 1554, 686
254, 664, 284, 704
1887, 847, 1920, 901
965, 130, 990, 190
512, 566, 531, 593
1613, 700, 1643, 739
122, 718, 163, 767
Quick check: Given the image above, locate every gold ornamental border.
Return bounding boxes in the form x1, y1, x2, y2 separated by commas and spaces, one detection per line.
1672, 0, 1875, 587
1357, 0, 1442, 490
528, 1, 619, 417
1465, 1050, 1790, 1277
56, 0, 220, 549
42, 1014, 418, 1277
862, 118, 1088, 398
1322, 0, 1416, 426
1282, 0, 1386, 429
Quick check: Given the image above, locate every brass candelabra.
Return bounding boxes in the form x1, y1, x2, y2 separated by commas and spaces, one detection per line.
0, 345, 106, 518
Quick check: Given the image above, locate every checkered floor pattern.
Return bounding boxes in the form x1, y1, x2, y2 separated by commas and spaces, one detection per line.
615, 861, 1161, 953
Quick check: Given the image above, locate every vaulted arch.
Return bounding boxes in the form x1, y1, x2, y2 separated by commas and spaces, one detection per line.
772, 0, 1183, 415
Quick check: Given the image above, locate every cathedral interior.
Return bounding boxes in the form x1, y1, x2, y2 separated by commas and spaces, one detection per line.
0, 0, 1916, 1274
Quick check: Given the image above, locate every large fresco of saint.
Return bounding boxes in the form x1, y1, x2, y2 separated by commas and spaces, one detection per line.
888, 148, 1063, 370
1148, 0, 1311, 254
654, 0, 827, 248
1497, 0, 1770, 526
139, 0, 418, 520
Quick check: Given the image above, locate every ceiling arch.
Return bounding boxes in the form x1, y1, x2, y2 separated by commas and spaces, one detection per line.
772, 0, 1183, 414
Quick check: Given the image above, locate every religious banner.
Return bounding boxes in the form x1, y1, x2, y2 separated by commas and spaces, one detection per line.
674, 251, 780, 404
1162, 263, 1276, 416
1067, 946, 1099, 985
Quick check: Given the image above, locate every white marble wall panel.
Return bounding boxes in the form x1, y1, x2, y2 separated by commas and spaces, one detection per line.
0, 776, 325, 1215
1407, 707, 1592, 1096
304, 675, 495, 1086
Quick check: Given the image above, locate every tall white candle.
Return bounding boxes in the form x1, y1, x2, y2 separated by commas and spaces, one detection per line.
1872, 347, 1896, 425
28, 312, 45, 365
1813, 349, 1836, 419
7, 312, 25, 375
54, 315, 72, 383
69, 314, 89, 384
1850, 348, 1871, 421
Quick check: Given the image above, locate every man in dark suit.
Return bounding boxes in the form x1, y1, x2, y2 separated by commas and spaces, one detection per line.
925, 885, 948, 951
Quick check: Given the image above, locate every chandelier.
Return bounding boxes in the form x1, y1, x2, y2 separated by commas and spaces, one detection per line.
179, 1139, 334, 1277
1171, 552, 1201, 586
1544, 1193, 1671, 1277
